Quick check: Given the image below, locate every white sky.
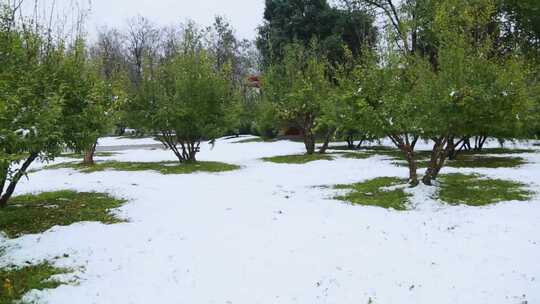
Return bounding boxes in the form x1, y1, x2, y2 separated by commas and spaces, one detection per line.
18, 0, 266, 41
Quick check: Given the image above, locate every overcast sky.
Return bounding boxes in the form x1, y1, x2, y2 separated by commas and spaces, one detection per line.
20, 0, 266, 40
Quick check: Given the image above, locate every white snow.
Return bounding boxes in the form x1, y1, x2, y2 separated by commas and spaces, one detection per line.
1, 136, 539, 304
97, 136, 161, 147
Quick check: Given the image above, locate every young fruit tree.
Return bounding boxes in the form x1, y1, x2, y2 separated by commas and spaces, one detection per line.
59, 39, 116, 165
262, 43, 334, 154
135, 28, 237, 163
350, 0, 534, 186
0, 7, 105, 206
414, 0, 533, 185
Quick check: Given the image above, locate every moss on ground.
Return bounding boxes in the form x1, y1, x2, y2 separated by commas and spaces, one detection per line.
438, 173, 532, 206
262, 154, 334, 164
0, 263, 70, 304
45, 161, 240, 174
0, 191, 126, 238
334, 177, 411, 210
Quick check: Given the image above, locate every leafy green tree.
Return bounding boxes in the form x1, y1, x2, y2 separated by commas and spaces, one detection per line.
136, 31, 237, 162
262, 42, 334, 154
321, 49, 385, 150
416, 0, 533, 185
350, 0, 534, 186
59, 40, 115, 165
0, 6, 105, 206
500, 0, 540, 61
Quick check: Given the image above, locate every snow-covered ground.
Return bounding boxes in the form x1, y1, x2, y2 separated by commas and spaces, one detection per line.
1, 136, 540, 304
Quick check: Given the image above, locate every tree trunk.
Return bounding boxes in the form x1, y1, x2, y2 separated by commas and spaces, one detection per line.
448, 137, 469, 160
0, 194, 8, 209
478, 136, 487, 150
83, 142, 97, 165
474, 136, 487, 151
117, 126, 126, 136
304, 131, 315, 155
388, 134, 419, 186
185, 141, 200, 162
159, 132, 185, 163
463, 137, 471, 150
356, 138, 365, 150
346, 136, 355, 149
0, 153, 38, 208
318, 129, 334, 154
423, 137, 453, 186
405, 153, 419, 186
318, 140, 330, 154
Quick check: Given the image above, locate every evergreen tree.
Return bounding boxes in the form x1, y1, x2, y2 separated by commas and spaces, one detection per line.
257, 0, 376, 66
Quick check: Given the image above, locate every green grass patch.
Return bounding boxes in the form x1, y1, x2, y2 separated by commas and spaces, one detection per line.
449, 155, 526, 168
0, 190, 126, 238
60, 152, 117, 159
232, 137, 276, 144
462, 147, 534, 155
0, 263, 70, 304
334, 177, 411, 210
438, 173, 532, 206
339, 152, 373, 159
45, 161, 240, 174
262, 154, 333, 164
393, 155, 527, 169
329, 145, 393, 152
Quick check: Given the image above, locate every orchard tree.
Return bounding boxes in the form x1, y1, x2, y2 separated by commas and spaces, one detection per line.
416, 0, 533, 185
352, 53, 427, 184
60, 39, 116, 165
350, 0, 534, 186
0, 6, 103, 206
322, 50, 384, 150
262, 42, 334, 154
136, 28, 237, 162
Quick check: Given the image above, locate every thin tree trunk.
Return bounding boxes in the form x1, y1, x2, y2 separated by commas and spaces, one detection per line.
463, 137, 471, 150
448, 137, 467, 160
356, 137, 365, 150
116, 126, 126, 136
318, 129, 335, 154
405, 151, 419, 186
423, 139, 443, 186
389, 134, 419, 186
301, 114, 315, 155
185, 141, 199, 162
423, 137, 453, 185
478, 136, 487, 150
0, 153, 38, 208
0, 165, 8, 199
346, 136, 354, 149
160, 132, 185, 163
304, 133, 315, 154
83, 142, 97, 165
474, 136, 488, 151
